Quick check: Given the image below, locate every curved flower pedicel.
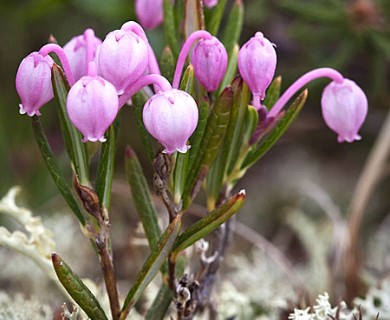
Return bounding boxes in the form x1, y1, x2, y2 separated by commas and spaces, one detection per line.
98, 22, 148, 95
172, 30, 213, 89
63, 28, 102, 82
67, 64, 119, 142
268, 68, 368, 143
143, 89, 198, 154
238, 32, 277, 109
16, 52, 54, 116
191, 36, 228, 92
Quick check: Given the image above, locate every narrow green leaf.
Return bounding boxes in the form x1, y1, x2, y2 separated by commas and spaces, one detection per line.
241, 90, 308, 170
183, 87, 233, 208
171, 65, 196, 203
221, 0, 244, 57
125, 147, 161, 250
263, 76, 282, 110
52, 253, 108, 320
51, 64, 89, 186
243, 105, 259, 144
180, 64, 195, 95
163, 0, 180, 59
184, 0, 205, 38
188, 98, 209, 170
222, 104, 259, 189
145, 284, 173, 320
120, 216, 181, 319
32, 116, 85, 225
226, 77, 251, 175
174, 0, 184, 32
172, 190, 245, 255
160, 46, 175, 84
219, 43, 239, 93
94, 122, 118, 211
208, 0, 229, 35
172, 152, 188, 205
132, 91, 155, 162
205, 147, 224, 210
206, 77, 249, 209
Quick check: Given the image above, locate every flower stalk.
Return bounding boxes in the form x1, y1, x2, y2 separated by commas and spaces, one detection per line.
268, 67, 344, 118
118, 74, 172, 108
172, 30, 213, 88
39, 43, 75, 85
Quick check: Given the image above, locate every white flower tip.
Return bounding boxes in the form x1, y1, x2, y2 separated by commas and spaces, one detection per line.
177, 144, 191, 153
337, 134, 361, 143
162, 148, 172, 155
162, 144, 191, 154
19, 104, 40, 117
176, 145, 191, 153
19, 104, 26, 115
82, 136, 106, 143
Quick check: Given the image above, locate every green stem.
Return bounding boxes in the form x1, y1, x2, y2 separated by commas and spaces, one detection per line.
32, 116, 85, 225
51, 64, 90, 186
208, 0, 229, 35
95, 123, 118, 211
97, 230, 120, 320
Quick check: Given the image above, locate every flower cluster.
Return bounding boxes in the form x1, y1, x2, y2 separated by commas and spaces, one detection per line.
15, 23, 229, 154
16, 17, 368, 155
12, 4, 372, 319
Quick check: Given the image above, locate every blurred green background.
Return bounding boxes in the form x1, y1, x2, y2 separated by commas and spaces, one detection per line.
0, 0, 389, 219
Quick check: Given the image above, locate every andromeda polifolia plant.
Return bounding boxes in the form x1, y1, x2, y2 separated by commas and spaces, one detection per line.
13, 0, 369, 319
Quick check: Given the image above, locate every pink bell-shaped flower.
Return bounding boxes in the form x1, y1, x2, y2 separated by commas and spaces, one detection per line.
143, 89, 198, 154
204, 0, 218, 8
15, 52, 54, 116
63, 30, 102, 82
98, 27, 148, 95
238, 32, 277, 100
321, 79, 368, 143
191, 36, 228, 92
135, 0, 164, 30
67, 75, 119, 142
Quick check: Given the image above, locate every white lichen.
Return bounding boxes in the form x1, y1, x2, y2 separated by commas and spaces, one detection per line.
0, 187, 149, 319
0, 187, 58, 286
0, 291, 52, 320
354, 277, 390, 319
288, 292, 354, 320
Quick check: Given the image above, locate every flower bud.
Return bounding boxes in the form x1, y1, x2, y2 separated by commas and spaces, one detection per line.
191, 36, 228, 92
15, 52, 54, 116
321, 79, 368, 143
63, 32, 102, 82
143, 89, 198, 154
98, 28, 148, 95
204, 0, 218, 8
135, 0, 163, 30
67, 76, 119, 142
238, 32, 277, 99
